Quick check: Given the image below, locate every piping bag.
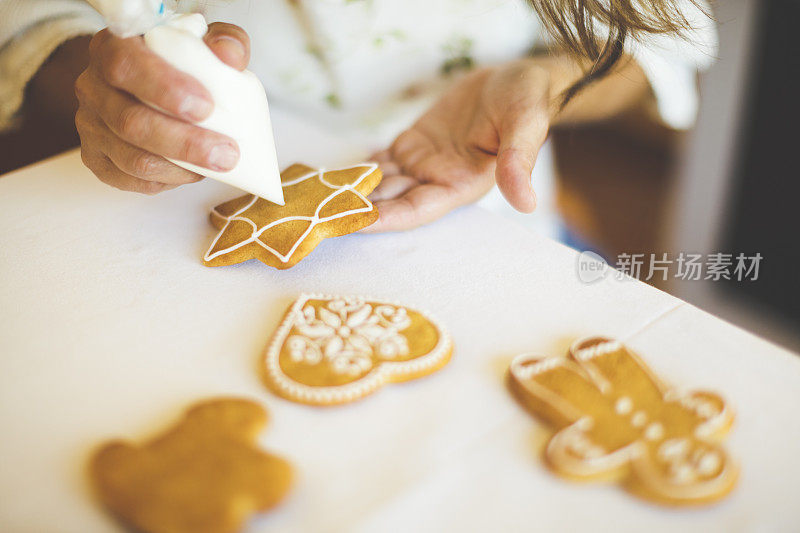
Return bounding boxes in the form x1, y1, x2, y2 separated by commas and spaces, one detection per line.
85, 0, 284, 205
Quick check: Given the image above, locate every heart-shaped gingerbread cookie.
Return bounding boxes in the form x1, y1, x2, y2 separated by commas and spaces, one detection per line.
264, 294, 453, 405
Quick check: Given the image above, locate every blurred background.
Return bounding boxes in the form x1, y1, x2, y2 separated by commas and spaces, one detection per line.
486, 0, 800, 351
2, 0, 798, 350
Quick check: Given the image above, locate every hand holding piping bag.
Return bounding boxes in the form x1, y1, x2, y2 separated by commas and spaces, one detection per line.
78, 1, 283, 204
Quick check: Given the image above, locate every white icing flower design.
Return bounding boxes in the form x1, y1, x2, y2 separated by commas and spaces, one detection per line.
287, 297, 411, 376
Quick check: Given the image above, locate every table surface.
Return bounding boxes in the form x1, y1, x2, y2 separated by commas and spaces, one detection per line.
2, 108, 799, 533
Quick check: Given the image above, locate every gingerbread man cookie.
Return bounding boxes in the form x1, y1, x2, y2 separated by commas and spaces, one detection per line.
508, 337, 737, 505
264, 294, 453, 405
204, 163, 382, 269
90, 398, 292, 533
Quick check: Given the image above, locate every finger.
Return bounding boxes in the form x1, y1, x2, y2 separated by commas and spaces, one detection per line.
495, 106, 548, 213
362, 183, 459, 233
371, 150, 402, 177
81, 147, 175, 195
369, 174, 418, 202
89, 78, 239, 171
495, 147, 538, 213
77, 105, 202, 185
205, 23, 250, 71
379, 160, 402, 177
390, 128, 434, 162
370, 149, 391, 164
390, 129, 440, 178
91, 30, 212, 122
101, 132, 204, 185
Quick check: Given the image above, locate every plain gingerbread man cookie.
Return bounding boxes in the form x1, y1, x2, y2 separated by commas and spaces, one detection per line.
204, 163, 382, 269
508, 337, 738, 505
90, 398, 292, 533
264, 294, 453, 405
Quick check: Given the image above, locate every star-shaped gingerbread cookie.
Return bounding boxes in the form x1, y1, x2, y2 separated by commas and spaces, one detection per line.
204, 163, 382, 269
90, 398, 292, 533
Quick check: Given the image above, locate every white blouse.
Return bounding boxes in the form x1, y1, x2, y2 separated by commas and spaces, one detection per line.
0, 0, 717, 133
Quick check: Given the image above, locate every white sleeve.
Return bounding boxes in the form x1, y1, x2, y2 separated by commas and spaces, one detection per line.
625, 0, 718, 130
0, 0, 103, 130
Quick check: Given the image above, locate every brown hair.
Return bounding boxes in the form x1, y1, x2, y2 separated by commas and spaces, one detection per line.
528, 0, 710, 104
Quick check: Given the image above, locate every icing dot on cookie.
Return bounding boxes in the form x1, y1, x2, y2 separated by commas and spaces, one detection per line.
631, 411, 648, 427
671, 463, 697, 484
615, 397, 633, 415
696, 402, 717, 418
658, 438, 690, 460
585, 445, 606, 459
698, 452, 721, 475
644, 422, 664, 441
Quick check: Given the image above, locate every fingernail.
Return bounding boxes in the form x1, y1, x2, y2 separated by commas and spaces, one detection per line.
211, 35, 246, 63
208, 144, 239, 171
180, 94, 213, 121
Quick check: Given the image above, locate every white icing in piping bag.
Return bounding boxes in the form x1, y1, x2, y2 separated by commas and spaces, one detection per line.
144, 14, 284, 204
85, 2, 284, 205
85, 0, 163, 38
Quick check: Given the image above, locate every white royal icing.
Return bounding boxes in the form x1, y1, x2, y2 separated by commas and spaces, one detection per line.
205, 163, 378, 264
644, 422, 665, 441
572, 339, 622, 361
265, 294, 452, 404
286, 297, 411, 376
655, 437, 728, 486
631, 411, 648, 428
547, 422, 636, 477
615, 397, 633, 415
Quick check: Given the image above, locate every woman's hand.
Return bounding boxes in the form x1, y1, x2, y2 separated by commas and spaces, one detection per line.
366, 53, 653, 232
365, 59, 557, 232
75, 23, 251, 194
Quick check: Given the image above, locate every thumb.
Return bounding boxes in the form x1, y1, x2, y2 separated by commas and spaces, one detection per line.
495, 106, 548, 213
204, 23, 250, 71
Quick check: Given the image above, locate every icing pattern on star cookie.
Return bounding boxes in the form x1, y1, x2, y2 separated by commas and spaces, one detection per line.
204, 163, 381, 269
89, 398, 292, 533
264, 294, 452, 405
508, 337, 737, 505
